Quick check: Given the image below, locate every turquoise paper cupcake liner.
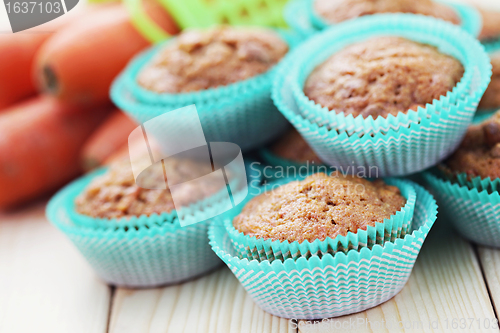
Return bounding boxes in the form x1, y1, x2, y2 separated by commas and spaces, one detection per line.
455, 174, 500, 194
483, 36, 500, 54
474, 109, 497, 123
272, 15, 491, 176
63, 157, 262, 229
45, 161, 262, 287
223, 178, 416, 263
209, 182, 437, 319
260, 148, 310, 169
424, 172, 500, 248
287, 0, 481, 38
46, 189, 222, 287
60, 168, 244, 230
286, 14, 490, 135
110, 30, 303, 152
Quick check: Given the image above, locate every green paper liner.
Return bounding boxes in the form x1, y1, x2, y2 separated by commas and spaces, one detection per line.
208, 182, 437, 319
110, 30, 303, 151
222, 177, 416, 263
424, 171, 500, 248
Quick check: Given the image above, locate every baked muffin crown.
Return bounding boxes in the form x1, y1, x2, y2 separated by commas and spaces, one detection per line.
75, 156, 223, 219
233, 173, 406, 243
303, 36, 464, 119
137, 26, 289, 93
314, 0, 460, 25
445, 111, 500, 179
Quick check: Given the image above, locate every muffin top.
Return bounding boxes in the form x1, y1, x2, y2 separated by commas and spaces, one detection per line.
445, 111, 500, 180
478, 7, 500, 41
304, 36, 464, 119
478, 52, 500, 110
233, 173, 406, 243
314, 0, 460, 25
75, 156, 223, 219
270, 129, 322, 164
137, 26, 289, 93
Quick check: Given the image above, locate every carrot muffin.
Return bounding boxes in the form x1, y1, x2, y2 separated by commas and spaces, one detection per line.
314, 0, 460, 25
445, 111, 500, 179
75, 156, 223, 219
137, 26, 289, 93
479, 52, 500, 110
303, 36, 464, 119
270, 129, 322, 164
477, 7, 500, 41
233, 173, 406, 243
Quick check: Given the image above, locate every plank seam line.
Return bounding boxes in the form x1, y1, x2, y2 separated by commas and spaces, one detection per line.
473, 245, 499, 321
106, 286, 116, 333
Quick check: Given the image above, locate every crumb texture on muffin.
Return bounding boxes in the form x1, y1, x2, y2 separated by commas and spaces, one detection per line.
314, 0, 460, 25
233, 173, 406, 243
75, 156, 223, 219
303, 37, 464, 119
270, 129, 323, 164
445, 111, 500, 180
137, 26, 289, 93
479, 52, 500, 110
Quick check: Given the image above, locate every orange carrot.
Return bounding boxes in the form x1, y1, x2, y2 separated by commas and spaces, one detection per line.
0, 96, 111, 209
0, 6, 93, 110
0, 34, 48, 109
34, 2, 179, 106
103, 130, 148, 165
80, 110, 138, 171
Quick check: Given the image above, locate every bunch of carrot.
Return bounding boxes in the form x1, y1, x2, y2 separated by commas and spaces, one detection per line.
0, 1, 179, 209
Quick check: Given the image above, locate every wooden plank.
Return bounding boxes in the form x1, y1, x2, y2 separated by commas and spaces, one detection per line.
478, 247, 500, 316
298, 222, 499, 333
0, 202, 111, 333
109, 267, 294, 333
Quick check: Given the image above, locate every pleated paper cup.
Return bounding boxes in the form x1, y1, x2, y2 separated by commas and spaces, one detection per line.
110, 30, 303, 152
45, 162, 261, 287
272, 14, 491, 176
209, 182, 437, 319
285, 0, 481, 38
424, 171, 500, 248
222, 177, 416, 263
61, 168, 243, 230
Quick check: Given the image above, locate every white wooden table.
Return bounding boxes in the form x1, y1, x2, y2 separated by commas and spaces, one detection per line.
0, 198, 499, 333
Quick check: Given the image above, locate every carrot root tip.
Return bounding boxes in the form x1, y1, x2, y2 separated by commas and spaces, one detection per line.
42, 65, 59, 94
